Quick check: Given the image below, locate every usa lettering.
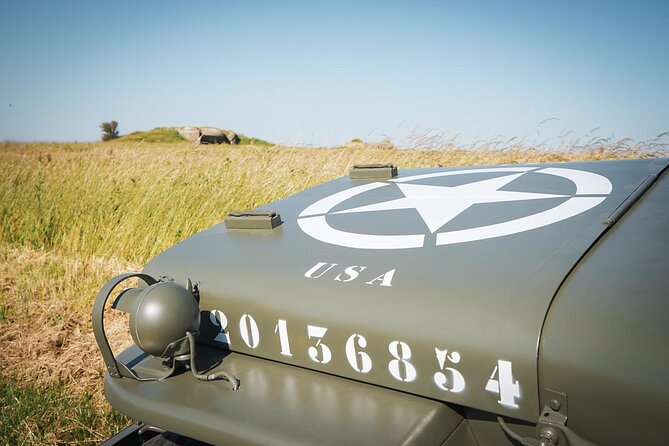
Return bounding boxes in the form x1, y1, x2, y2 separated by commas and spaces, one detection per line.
304, 261, 396, 287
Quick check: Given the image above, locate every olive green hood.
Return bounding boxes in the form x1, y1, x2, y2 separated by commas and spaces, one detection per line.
143, 158, 668, 421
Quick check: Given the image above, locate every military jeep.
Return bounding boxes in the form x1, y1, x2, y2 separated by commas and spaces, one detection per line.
95, 158, 669, 446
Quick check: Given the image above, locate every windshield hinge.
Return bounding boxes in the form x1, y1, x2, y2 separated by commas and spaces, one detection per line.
350, 163, 397, 180
225, 210, 282, 230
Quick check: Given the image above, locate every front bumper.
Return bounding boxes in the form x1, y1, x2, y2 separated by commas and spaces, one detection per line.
105, 345, 474, 446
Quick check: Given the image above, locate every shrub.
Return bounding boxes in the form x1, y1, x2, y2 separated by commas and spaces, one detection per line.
100, 121, 120, 141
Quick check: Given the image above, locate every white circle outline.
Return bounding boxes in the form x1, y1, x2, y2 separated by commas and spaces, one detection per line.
297, 167, 612, 249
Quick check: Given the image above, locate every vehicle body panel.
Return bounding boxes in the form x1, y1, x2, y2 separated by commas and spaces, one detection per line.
540, 167, 669, 446
140, 158, 668, 422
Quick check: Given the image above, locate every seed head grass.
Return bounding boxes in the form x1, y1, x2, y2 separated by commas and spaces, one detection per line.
1, 138, 663, 267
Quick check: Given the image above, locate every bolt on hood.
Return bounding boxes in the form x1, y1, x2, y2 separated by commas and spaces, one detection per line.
143, 158, 668, 421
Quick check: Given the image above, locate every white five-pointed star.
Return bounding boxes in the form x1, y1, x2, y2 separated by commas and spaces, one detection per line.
333, 172, 567, 233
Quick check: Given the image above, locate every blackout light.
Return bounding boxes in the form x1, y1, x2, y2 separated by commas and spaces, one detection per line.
92, 273, 238, 388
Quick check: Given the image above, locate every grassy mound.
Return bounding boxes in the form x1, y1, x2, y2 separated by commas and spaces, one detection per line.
115, 127, 274, 146
237, 134, 274, 147
116, 127, 185, 143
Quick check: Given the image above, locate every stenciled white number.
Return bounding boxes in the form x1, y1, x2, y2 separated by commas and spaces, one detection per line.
433, 348, 465, 393
307, 325, 332, 364
485, 360, 520, 408
208, 310, 230, 347
388, 341, 417, 382
211, 311, 524, 409
274, 319, 293, 357
239, 314, 260, 349
345, 334, 372, 373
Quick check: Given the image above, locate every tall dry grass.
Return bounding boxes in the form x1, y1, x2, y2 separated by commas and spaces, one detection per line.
1, 139, 663, 267
0, 138, 665, 445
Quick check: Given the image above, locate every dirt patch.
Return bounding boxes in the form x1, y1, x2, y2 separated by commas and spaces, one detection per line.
0, 245, 138, 407
0, 306, 133, 406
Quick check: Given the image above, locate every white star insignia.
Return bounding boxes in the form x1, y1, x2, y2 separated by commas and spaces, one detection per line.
334, 172, 567, 233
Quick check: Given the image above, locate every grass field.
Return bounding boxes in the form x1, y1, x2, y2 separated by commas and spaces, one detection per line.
0, 135, 666, 444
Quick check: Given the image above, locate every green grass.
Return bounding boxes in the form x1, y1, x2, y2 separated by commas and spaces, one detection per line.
0, 375, 129, 445
116, 127, 186, 143
237, 133, 274, 147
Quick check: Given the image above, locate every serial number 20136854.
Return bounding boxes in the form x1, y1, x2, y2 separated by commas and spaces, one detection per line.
206, 310, 522, 410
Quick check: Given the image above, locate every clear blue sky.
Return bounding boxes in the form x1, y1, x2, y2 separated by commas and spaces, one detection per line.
1, 0, 668, 146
